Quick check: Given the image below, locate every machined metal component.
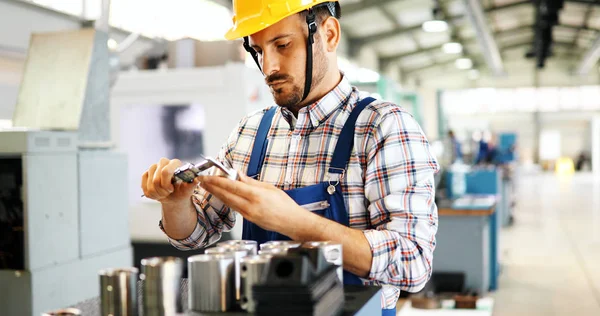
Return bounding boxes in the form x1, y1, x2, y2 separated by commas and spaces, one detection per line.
217, 240, 258, 255
98, 267, 138, 316
205, 246, 250, 304
302, 241, 344, 282
188, 253, 236, 312
140, 257, 183, 316
41, 308, 82, 316
258, 247, 289, 256
260, 240, 302, 250
239, 255, 271, 312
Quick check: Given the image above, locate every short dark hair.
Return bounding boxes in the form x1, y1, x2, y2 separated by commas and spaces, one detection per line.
299, 2, 342, 23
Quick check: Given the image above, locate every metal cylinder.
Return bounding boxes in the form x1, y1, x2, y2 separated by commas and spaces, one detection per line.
239, 255, 271, 313
140, 257, 183, 316
205, 246, 250, 303
99, 267, 138, 316
188, 253, 236, 312
41, 308, 81, 316
260, 240, 301, 250
302, 241, 344, 282
258, 247, 289, 256
217, 240, 258, 255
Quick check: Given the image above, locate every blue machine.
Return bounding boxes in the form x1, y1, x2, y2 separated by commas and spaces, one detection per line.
445, 167, 501, 292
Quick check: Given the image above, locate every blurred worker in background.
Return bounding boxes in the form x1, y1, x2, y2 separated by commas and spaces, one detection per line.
446, 130, 463, 164
141, 1, 439, 313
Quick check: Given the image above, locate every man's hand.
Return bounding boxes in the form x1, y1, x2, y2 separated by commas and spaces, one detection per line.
141, 158, 200, 205
198, 173, 316, 236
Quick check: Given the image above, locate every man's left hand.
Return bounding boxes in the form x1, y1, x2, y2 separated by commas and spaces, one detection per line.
198, 173, 316, 236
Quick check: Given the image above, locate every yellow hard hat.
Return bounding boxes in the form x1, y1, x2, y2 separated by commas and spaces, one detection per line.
225, 0, 339, 40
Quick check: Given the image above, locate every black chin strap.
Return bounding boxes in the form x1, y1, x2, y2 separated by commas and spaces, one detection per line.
303, 8, 317, 101
242, 8, 319, 103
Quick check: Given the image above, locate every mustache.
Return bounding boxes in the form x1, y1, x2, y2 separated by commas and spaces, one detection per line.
265, 74, 292, 85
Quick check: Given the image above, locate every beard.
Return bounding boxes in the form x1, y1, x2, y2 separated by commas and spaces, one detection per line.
266, 41, 328, 112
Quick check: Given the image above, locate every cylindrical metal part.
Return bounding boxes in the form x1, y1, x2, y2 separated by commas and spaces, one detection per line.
260, 240, 301, 250
188, 253, 236, 312
258, 247, 289, 256
302, 241, 344, 282
217, 240, 258, 255
140, 257, 183, 316
205, 246, 250, 303
99, 267, 138, 316
41, 308, 82, 316
239, 255, 271, 313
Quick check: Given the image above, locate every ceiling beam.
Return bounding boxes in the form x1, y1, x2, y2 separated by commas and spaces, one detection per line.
402, 40, 578, 75
350, 0, 531, 48
379, 24, 535, 64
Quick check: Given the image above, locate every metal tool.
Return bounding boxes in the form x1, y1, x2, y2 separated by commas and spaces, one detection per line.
188, 253, 236, 312
205, 246, 250, 304
301, 241, 344, 282
258, 247, 289, 256
173, 155, 238, 183
217, 240, 258, 255
98, 267, 138, 316
140, 257, 183, 316
239, 255, 271, 313
41, 308, 82, 316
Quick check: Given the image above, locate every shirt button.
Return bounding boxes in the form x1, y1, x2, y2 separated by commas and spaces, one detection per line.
293, 135, 302, 141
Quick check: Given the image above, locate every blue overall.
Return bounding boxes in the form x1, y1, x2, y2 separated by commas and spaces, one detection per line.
242, 97, 396, 316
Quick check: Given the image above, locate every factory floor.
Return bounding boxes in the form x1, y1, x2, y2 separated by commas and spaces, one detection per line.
491, 172, 600, 316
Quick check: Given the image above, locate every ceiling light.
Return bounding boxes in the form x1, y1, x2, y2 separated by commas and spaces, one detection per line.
443, 42, 463, 54
422, 20, 448, 33
468, 69, 480, 80
456, 58, 473, 70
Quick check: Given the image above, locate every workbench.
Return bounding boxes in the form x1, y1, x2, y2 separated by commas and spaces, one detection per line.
69, 279, 382, 316
433, 196, 497, 295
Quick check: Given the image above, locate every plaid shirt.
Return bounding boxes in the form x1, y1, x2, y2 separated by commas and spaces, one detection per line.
161, 76, 439, 308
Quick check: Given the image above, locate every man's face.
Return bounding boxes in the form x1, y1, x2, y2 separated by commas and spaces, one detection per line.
248, 14, 328, 110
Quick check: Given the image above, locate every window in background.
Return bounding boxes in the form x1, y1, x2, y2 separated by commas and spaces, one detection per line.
559, 87, 581, 111
580, 86, 600, 111
537, 87, 560, 112
539, 130, 561, 161
513, 87, 538, 112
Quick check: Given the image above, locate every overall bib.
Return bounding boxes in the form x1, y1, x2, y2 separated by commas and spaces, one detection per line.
241, 97, 396, 316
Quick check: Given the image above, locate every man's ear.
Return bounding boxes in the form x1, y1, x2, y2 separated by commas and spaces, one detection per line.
321, 16, 340, 52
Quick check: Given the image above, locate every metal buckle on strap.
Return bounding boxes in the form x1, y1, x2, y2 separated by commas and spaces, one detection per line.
328, 167, 345, 187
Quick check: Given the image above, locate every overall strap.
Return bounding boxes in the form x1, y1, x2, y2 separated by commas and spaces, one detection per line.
328, 97, 376, 175
247, 107, 278, 178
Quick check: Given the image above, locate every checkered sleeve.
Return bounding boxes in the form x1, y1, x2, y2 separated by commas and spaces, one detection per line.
362, 108, 440, 292
160, 116, 249, 250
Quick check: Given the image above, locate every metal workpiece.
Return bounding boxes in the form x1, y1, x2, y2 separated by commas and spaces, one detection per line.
260, 240, 302, 250
204, 246, 250, 303
258, 247, 289, 256
301, 241, 344, 282
98, 267, 139, 316
239, 255, 271, 313
217, 240, 258, 255
140, 257, 183, 316
41, 308, 82, 316
188, 253, 236, 312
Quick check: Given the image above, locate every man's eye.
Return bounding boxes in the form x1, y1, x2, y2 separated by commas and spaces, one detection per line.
277, 43, 290, 49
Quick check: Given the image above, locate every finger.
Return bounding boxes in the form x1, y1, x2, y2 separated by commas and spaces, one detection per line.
147, 164, 169, 199
238, 173, 274, 189
200, 175, 258, 200
200, 180, 251, 214
160, 159, 182, 192
141, 171, 149, 196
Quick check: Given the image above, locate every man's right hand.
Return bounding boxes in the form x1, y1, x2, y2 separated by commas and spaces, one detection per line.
141, 158, 200, 205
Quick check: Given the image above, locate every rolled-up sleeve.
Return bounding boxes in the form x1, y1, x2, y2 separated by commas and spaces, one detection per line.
362, 109, 439, 292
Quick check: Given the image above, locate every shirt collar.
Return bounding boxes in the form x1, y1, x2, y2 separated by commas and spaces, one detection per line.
299, 75, 353, 128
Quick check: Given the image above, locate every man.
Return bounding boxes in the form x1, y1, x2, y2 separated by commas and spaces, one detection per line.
141, 1, 439, 314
